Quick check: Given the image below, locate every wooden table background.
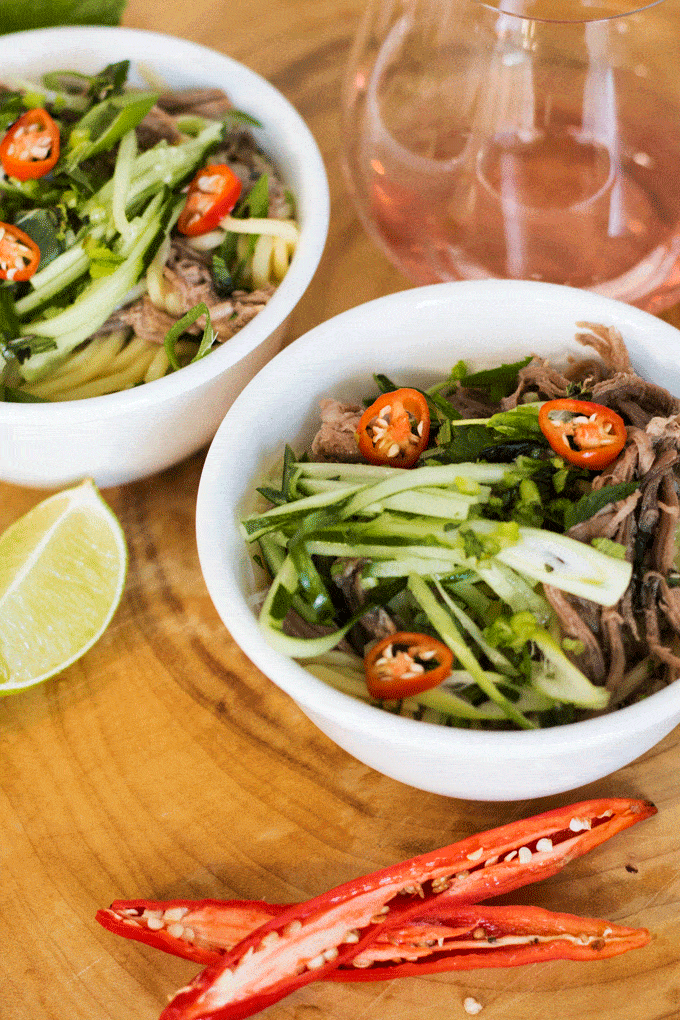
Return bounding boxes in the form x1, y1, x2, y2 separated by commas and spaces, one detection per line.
3, 1, 680, 1018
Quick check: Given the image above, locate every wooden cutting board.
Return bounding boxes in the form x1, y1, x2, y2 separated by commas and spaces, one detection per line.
2, 1, 680, 1018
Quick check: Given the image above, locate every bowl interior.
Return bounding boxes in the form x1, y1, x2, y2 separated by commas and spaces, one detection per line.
197, 280, 680, 797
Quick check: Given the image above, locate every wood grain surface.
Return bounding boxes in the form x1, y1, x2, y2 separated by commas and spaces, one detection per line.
3, 2, 680, 1018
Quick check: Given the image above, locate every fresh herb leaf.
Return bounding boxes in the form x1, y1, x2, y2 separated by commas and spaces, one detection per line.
485, 403, 544, 440
0, 288, 21, 344
211, 253, 234, 297
81, 238, 123, 278
429, 423, 502, 464
563, 481, 639, 531
0, 0, 127, 33
63, 91, 158, 171
214, 173, 270, 291
0, 91, 26, 132
14, 207, 70, 271
236, 173, 269, 219
225, 109, 263, 130
459, 356, 532, 403
163, 302, 216, 370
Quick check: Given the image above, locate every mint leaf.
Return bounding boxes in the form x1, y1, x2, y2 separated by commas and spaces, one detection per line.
461, 356, 532, 403
0, 0, 127, 34
563, 481, 639, 531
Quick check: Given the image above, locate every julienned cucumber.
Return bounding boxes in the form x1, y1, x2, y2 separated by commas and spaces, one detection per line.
244, 458, 632, 608
14, 117, 225, 383
19, 194, 181, 382
244, 452, 634, 725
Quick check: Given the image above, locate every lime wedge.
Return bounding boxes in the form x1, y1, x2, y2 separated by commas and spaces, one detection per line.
0, 479, 127, 694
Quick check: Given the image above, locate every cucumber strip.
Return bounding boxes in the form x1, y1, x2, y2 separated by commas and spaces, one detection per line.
495, 525, 633, 607
241, 485, 359, 542
19, 194, 174, 381
296, 478, 365, 495
530, 629, 610, 710
296, 461, 405, 480
407, 573, 536, 729
445, 578, 494, 619
475, 560, 551, 624
258, 534, 325, 626
112, 128, 138, 239
364, 557, 464, 579
84, 120, 223, 226
15, 244, 90, 316
434, 579, 518, 676
260, 609, 354, 659
297, 480, 484, 521
340, 463, 508, 518
304, 540, 467, 565
365, 487, 488, 520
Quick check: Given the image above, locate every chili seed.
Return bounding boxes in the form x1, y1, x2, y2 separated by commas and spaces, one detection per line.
163, 907, 189, 923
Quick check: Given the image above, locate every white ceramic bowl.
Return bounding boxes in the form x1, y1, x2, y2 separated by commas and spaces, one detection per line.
196, 280, 680, 801
0, 27, 329, 489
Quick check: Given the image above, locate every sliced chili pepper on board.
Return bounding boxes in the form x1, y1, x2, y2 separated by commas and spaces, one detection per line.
0, 108, 60, 180
0, 222, 41, 281
157, 797, 654, 1020
99, 895, 649, 978
96, 900, 288, 968
538, 399, 627, 470
357, 387, 430, 468
364, 631, 453, 699
328, 902, 649, 977
177, 164, 243, 236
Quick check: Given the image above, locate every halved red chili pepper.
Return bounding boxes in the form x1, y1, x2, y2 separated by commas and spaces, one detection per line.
357, 388, 430, 468
0, 222, 41, 281
98, 893, 649, 978
330, 902, 649, 977
96, 899, 288, 968
538, 398, 627, 470
0, 108, 60, 180
177, 164, 243, 236
364, 631, 453, 699
156, 797, 654, 1020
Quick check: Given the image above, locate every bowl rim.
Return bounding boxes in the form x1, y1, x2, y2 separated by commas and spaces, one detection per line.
196, 278, 680, 757
0, 25, 330, 419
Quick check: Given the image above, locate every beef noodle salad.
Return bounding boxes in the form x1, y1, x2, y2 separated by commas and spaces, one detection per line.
240, 323, 680, 731
0, 61, 298, 401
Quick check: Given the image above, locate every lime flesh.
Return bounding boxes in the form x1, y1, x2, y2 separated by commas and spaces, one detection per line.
0, 479, 127, 693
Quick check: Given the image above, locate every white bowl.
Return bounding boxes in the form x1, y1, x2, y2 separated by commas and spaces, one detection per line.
0, 27, 329, 489
196, 280, 680, 801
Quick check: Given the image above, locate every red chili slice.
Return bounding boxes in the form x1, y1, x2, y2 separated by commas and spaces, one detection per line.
364, 631, 453, 699
357, 388, 430, 468
177, 163, 243, 236
96, 899, 287, 967
0, 221, 41, 281
0, 108, 60, 180
538, 398, 627, 470
155, 797, 655, 1020
330, 902, 649, 977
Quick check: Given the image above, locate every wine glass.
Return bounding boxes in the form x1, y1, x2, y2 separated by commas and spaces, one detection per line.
341, 0, 680, 312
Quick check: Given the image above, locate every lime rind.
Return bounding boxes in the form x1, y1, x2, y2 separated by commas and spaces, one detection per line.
0, 479, 127, 693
